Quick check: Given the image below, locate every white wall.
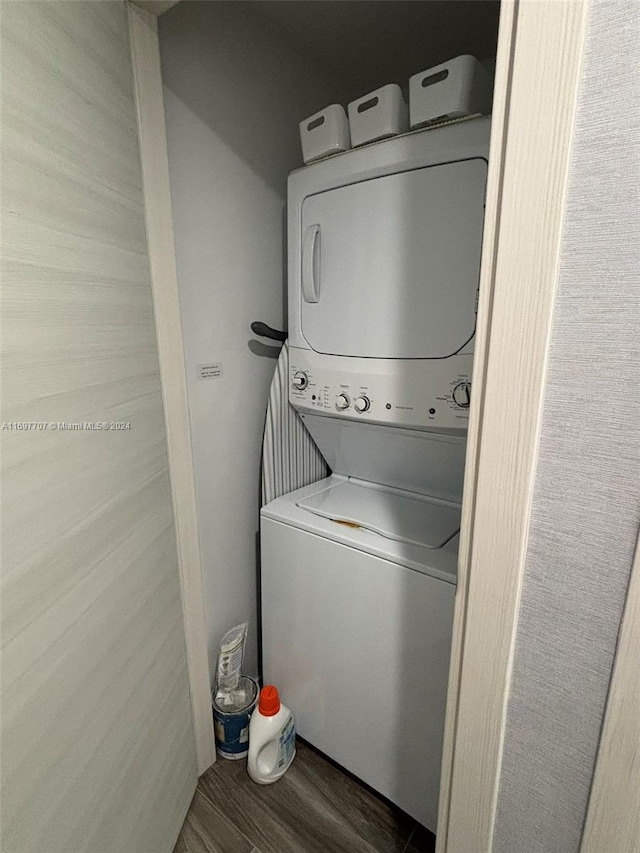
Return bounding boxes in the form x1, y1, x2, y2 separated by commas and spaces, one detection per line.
158, 2, 343, 678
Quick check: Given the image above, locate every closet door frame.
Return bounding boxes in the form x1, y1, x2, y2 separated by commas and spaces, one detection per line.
127, 1, 215, 775
435, 0, 590, 850
579, 536, 640, 853
128, 10, 636, 853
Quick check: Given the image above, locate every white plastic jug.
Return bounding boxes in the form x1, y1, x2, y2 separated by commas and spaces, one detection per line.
247, 685, 296, 784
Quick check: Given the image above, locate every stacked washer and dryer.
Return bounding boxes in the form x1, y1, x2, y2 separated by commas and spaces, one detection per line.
261, 117, 490, 831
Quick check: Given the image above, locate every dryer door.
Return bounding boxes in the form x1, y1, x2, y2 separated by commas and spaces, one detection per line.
300, 158, 487, 359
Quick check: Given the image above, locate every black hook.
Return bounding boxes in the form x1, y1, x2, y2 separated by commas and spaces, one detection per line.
251, 321, 287, 343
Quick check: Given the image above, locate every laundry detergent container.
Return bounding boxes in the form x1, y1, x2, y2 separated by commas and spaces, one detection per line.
348, 84, 409, 146
409, 55, 492, 128
299, 104, 351, 164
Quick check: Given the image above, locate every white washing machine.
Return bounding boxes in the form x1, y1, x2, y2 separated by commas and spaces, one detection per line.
261, 117, 490, 831
261, 472, 459, 830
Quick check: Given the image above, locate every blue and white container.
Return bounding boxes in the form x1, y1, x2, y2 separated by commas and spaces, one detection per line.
212, 676, 259, 760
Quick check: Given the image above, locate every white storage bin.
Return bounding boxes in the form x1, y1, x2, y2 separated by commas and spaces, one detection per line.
409, 55, 492, 129
347, 84, 409, 147
299, 104, 351, 164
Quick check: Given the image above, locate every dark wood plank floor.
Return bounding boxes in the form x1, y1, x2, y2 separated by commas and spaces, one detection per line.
173, 740, 436, 853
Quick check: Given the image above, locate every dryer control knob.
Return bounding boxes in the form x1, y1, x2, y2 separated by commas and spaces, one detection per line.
335, 394, 350, 410
354, 396, 370, 413
452, 382, 471, 408
292, 371, 308, 390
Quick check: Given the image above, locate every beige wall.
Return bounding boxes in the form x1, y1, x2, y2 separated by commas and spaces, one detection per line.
1, 3, 196, 850
492, 1, 640, 849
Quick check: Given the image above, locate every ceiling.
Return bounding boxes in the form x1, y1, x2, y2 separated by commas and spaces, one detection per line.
133, 0, 182, 14
254, 1, 501, 98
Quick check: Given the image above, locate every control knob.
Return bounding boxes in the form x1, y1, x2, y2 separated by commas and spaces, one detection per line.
354, 396, 370, 413
335, 394, 350, 410
292, 371, 308, 390
452, 382, 471, 408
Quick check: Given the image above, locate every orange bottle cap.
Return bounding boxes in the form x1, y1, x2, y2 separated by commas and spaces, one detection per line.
259, 685, 281, 716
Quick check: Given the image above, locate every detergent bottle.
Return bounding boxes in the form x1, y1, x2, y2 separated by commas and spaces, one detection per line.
247, 685, 296, 784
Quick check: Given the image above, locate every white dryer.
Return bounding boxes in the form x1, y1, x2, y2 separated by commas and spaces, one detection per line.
261, 117, 490, 831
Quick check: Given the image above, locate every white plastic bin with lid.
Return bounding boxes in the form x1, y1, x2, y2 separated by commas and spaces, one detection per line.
347, 84, 409, 147
409, 55, 492, 128
299, 104, 351, 164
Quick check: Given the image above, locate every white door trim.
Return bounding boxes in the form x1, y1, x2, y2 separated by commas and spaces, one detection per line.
435, 0, 518, 841
437, 1, 590, 850
126, 2, 215, 775
579, 533, 640, 853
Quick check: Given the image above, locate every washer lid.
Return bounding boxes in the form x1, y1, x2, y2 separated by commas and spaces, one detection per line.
297, 479, 461, 550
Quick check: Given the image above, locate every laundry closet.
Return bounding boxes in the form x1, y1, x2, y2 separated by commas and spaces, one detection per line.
157, 0, 500, 834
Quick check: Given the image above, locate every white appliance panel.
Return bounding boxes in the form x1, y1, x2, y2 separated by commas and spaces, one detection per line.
289, 347, 473, 432
297, 478, 461, 549
261, 477, 459, 584
261, 517, 455, 831
300, 158, 487, 359
300, 415, 467, 501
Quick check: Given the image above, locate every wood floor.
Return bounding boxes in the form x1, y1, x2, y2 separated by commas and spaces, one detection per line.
173, 740, 436, 853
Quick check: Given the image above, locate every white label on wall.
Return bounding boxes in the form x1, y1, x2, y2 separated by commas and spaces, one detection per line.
197, 363, 223, 380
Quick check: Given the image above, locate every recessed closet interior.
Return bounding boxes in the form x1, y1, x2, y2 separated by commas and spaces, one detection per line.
157, 0, 500, 679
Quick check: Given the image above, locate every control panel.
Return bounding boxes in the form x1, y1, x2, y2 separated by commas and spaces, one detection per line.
289, 348, 473, 432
